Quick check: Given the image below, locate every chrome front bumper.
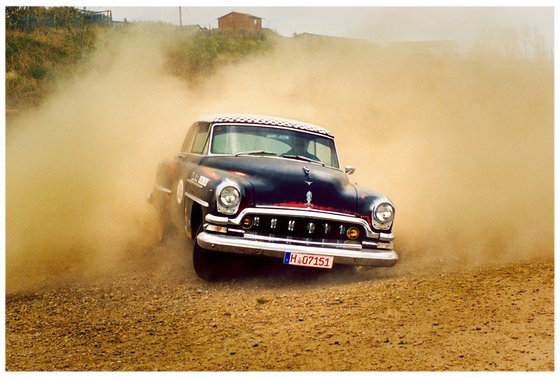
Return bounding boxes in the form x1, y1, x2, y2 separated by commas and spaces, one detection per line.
196, 231, 399, 267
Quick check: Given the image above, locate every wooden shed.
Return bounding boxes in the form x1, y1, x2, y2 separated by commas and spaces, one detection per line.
218, 11, 262, 32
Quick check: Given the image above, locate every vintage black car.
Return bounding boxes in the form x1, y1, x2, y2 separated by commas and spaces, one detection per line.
150, 114, 397, 280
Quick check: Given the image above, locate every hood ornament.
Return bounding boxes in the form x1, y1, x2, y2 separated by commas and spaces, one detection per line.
306, 191, 313, 207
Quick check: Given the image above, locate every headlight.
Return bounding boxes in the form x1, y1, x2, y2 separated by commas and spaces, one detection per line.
217, 184, 241, 215
218, 186, 240, 207
373, 202, 394, 223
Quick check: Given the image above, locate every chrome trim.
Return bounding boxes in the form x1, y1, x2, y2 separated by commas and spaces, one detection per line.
371, 198, 395, 231
197, 232, 398, 267
288, 220, 295, 232
185, 192, 209, 208
187, 178, 204, 189
243, 233, 362, 250
205, 214, 230, 225
154, 185, 172, 194
363, 240, 394, 250
307, 222, 315, 234
206, 224, 227, 234
241, 208, 378, 237
379, 233, 395, 242
204, 211, 395, 241
216, 180, 241, 215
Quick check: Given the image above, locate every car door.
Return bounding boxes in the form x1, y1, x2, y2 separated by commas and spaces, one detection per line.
172, 122, 211, 231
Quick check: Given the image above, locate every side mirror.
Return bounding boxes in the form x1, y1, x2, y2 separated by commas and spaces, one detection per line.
345, 165, 356, 175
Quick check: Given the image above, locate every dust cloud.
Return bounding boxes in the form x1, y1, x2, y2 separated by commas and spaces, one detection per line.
197, 38, 553, 273
6, 25, 194, 291
6, 23, 553, 291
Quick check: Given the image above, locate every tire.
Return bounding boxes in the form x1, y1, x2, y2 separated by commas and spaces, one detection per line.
192, 227, 235, 281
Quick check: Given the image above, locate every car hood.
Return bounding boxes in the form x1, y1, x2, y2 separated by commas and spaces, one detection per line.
201, 156, 358, 214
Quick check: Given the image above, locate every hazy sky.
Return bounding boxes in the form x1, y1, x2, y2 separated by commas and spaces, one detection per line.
85, 6, 554, 51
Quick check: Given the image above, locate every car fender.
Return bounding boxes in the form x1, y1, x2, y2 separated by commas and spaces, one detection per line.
182, 165, 255, 234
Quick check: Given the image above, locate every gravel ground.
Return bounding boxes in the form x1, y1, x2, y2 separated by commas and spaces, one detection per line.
5, 237, 554, 371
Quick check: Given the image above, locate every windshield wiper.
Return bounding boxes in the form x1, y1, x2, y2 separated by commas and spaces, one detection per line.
281, 154, 325, 166
235, 150, 279, 157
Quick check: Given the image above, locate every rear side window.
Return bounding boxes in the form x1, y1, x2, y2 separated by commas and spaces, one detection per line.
181, 125, 197, 153
181, 122, 210, 154
191, 123, 210, 154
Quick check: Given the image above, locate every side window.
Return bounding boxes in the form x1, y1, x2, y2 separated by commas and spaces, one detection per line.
181, 124, 197, 153
191, 123, 210, 154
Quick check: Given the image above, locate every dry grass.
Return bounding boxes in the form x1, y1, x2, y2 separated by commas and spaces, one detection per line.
6, 24, 275, 109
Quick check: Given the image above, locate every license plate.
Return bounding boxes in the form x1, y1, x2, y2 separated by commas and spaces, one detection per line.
283, 252, 334, 269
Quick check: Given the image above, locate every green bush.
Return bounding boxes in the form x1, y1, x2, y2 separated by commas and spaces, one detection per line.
165, 29, 276, 83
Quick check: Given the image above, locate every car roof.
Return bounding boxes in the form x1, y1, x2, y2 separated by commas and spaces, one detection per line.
200, 114, 334, 138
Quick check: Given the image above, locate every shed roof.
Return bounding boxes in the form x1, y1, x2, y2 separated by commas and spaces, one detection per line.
218, 11, 262, 20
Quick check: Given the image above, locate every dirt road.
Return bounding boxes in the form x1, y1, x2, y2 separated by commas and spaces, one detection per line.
5, 236, 554, 372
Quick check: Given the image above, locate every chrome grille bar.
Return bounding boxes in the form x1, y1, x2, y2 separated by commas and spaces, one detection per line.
205, 207, 390, 239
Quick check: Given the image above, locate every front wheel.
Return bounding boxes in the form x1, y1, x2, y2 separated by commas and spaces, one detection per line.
192, 228, 235, 281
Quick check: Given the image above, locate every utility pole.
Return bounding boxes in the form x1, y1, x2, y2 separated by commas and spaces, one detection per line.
179, 6, 182, 27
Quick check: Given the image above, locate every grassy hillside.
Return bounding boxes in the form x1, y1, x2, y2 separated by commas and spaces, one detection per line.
165, 28, 277, 84
6, 23, 276, 109
6, 28, 91, 108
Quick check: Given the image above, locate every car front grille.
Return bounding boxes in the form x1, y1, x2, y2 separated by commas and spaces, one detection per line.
238, 214, 366, 242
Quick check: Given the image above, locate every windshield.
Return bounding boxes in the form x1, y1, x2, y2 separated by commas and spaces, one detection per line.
210, 124, 340, 169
